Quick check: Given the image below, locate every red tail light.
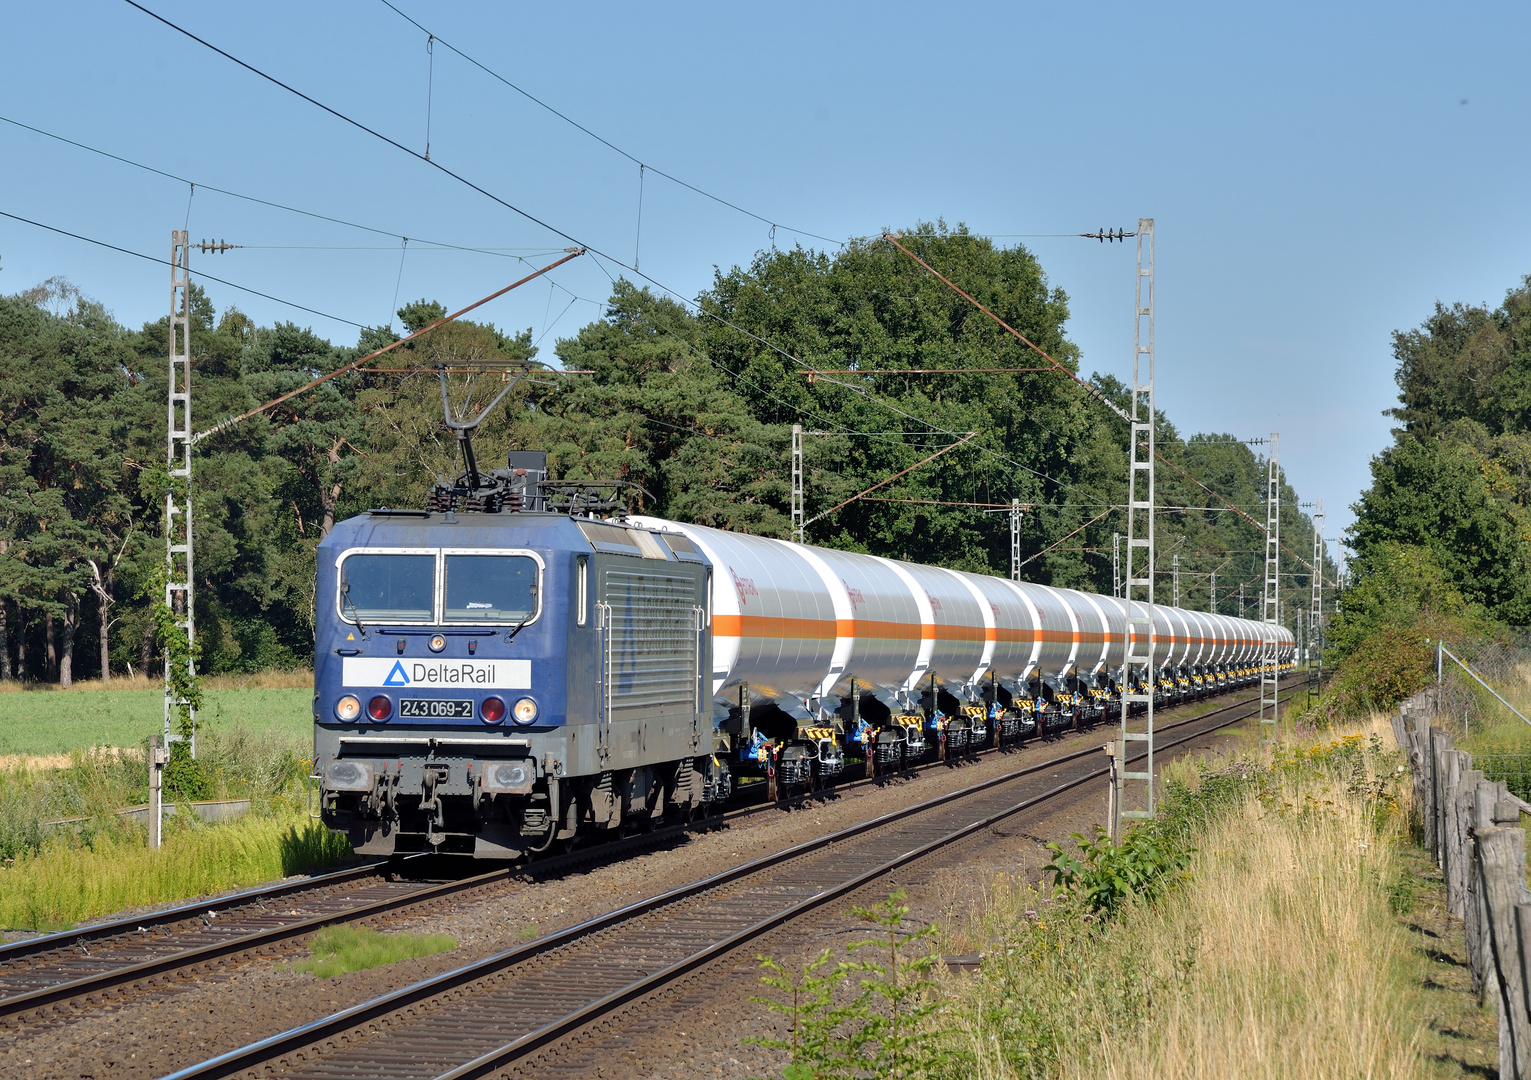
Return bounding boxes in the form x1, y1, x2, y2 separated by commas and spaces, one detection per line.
368, 695, 393, 721
481, 696, 506, 724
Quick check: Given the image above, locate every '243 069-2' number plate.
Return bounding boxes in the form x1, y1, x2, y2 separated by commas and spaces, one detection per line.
399, 698, 475, 719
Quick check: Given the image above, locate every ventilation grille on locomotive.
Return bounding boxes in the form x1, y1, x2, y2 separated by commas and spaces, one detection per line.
601, 570, 700, 721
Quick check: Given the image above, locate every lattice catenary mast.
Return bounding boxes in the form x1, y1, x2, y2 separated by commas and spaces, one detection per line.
1010, 498, 1022, 581
1115, 218, 1156, 836
1309, 500, 1323, 701
164, 232, 197, 754
791, 423, 804, 543
1259, 433, 1281, 743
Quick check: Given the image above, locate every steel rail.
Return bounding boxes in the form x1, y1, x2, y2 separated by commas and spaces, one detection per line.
0, 860, 385, 964
161, 693, 1271, 1080
0, 860, 517, 1018
1, 678, 1293, 1021
438, 692, 1293, 1079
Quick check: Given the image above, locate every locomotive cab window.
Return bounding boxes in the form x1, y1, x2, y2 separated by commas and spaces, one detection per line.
443, 554, 540, 623
339, 553, 435, 623
334, 548, 544, 626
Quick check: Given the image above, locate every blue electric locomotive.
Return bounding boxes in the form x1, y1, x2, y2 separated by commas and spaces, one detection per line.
314, 455, 719, 858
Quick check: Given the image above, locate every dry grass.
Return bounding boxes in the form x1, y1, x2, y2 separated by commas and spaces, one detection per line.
1074, 785, 1414, 1078
0, 753, 80, 771
940, 720, 1428, 1080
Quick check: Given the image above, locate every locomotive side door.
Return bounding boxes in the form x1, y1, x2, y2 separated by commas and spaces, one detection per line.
596, 592, 611, 764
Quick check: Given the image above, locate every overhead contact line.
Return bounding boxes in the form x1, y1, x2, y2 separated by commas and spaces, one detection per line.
375, 0, 843, 248
0, 208, 365, 328
122, 0, 1103, 508
883, 230, 1322, 569
0, 114, 555, 263
194, 249, 585, 443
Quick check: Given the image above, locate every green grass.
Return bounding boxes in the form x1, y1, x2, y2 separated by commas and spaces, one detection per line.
291, 924, 457, 978
0, 807, 351, 931
0, 686, 313, 757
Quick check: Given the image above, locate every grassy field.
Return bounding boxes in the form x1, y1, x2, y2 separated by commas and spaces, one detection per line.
0, 807, 352, 931
0, 673, 313, 757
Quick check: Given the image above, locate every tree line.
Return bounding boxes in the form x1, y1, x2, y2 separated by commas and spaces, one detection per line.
0, 223, 1330, 685
1326, 272, 1531, 715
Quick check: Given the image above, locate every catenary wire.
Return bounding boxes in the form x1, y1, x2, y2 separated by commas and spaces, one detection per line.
0, 114, 552, 262
375, 0, 843, 247
123, 2, 1118, 515
0, 208, 365, 328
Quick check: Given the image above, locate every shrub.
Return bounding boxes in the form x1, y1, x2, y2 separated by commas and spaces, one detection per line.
749, 890, 948, 1079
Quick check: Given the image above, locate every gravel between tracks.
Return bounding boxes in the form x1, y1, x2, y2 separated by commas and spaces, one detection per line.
0, 713, 1254, 1080
512, 718, 1253, 1080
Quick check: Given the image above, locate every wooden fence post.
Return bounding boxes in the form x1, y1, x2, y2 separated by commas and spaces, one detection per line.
1475, 824, 1531, 1078
1422, 727, 1442, 855
1462, 784, 1484, 988
1516, 903, 1531, 1080
1441, 748, 1462, 885
1444, 754, 1471, 918
1412, 726, 1432, 852
1433, 728, 1456, 866
1456, 765, 1485, 922
1475, 780, 1500, 1000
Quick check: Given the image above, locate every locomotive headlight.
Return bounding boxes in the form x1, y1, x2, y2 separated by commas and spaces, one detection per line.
512, 697, 538, 725
323, 758, 374, 792
429, 634, 447, 653
482, 759, 534, 795
334, 695, 362, 722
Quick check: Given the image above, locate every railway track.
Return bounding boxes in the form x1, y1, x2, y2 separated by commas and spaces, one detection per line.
160, 692, 1271, 1080
0, 681, 1290, 1024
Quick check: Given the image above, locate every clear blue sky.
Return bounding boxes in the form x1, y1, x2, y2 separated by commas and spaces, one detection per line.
2, 1, 1527, 555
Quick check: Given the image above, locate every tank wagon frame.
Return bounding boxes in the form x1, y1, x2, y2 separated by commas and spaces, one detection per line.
314, 452, 1294, 859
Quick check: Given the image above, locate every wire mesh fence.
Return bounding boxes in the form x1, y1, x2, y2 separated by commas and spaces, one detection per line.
1436, 632, 1531, 740
1472, 754, 1531, 802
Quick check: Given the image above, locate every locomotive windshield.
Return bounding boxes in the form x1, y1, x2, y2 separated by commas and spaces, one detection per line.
443, 554, 539, 622
340, 553, 434, 622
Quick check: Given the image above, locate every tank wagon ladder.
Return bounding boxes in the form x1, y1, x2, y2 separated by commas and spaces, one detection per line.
1116, 218, 1157, 838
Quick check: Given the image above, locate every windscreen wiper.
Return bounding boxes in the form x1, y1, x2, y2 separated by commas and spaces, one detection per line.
341, 582, 368, 637
505, 611, 532, 642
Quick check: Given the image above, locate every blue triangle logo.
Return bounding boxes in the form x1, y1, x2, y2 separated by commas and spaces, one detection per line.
384, 661, 411, 686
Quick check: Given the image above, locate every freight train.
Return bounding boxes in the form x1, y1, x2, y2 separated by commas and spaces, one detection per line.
313, 450, 1294, 859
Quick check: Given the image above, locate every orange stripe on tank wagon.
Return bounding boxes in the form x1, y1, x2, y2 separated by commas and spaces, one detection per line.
705, 614, 1221, 647
711, 615, 836, 640
711, 614, 1002, 643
